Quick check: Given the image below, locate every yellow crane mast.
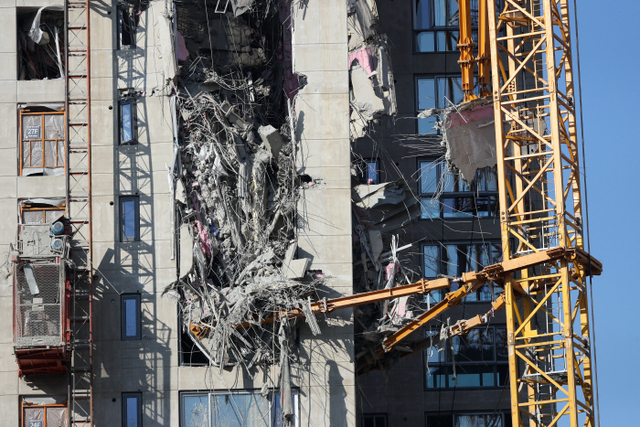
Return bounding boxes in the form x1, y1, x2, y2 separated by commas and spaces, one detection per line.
485, 1, 596, 426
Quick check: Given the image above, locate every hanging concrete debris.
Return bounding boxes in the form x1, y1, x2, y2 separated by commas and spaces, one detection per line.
164, 1, 323, 393
348, 0, 397, 139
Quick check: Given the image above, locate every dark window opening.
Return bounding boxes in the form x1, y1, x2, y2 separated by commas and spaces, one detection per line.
118, 5, 140, 49
362, 413, 388, 427
120, 196, 140, 242
121, 294, 141, 340
17, 8, 66, 80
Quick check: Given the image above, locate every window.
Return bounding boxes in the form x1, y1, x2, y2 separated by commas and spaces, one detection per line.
426, 412, 506, 427
122, 392, 142, 427
20, 110, 66, 176
416, 76, 465, 134
121, 294, 141, 340
21, 206, 65, 224
17, 9, 66, 80
118, 4, 139, 49
181, 390, 299, 427
419, 160, 498, 218
425, 326, 508, 389
119, 99, 137, 144
21, 396, 67, 427
362, 413, 388, 427
366, 160, 379, 185
120, 196, 140, 241
422, 241, 501, 302
414, 0, 462, 52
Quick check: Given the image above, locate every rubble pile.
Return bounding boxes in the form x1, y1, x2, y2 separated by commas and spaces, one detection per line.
166, 0, 319, 372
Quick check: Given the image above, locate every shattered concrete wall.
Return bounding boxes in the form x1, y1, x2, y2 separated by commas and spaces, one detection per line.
165, 0, 356, 425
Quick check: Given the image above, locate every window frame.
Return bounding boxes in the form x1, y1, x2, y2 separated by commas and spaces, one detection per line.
180, 390, 300, 427
119, 98, 138, 145
413, 0, 463, 53
415, 75, 466, 135
418, 159, 498, 218
19, 110, 66, 175
20, 205, 65, 225
424, 325, 509, 390
21, 396, 67, 427
121, 294, 142, 340
422, 241, 501, 303
122, 392, 142, 427
120, 196, 140, 242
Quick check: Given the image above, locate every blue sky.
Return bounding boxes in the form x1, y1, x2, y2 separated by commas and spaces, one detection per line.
576, 0, 639, 424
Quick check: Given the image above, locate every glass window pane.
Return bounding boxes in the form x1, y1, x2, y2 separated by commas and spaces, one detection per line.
418, 117, 437, 134
436, 31, 447, 52
122, 103, 133, 143
444, 244, 460, 277
211, 393, 270, 426
423, 245, 439, 278
124, 298, 138, 337
121, 197, 138, 241
417, 31, 435, 52
419, 161, 438, 194
366, 161, 378, 184
415, 0, 432, 29
125, 397, 139, 427
183, 395, 209, 427
434, 0, 446, 26
417, 78, 436, 110
421, 197, 440, 219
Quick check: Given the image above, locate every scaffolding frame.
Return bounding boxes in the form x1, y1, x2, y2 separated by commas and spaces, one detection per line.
65, 0, 93, 425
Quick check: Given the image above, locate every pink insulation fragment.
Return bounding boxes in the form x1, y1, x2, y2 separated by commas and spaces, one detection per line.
177, 30, 189, 61
349, 47, 375, 77
385, 262, 400, 281
196, 220, 212, 257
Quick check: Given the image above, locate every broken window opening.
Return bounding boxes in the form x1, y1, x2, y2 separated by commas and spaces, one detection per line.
19, 107, 65, 176
120, 196, 140, 242
121, 294, 141, 340
118, 4, 140, 49
362, 413, 388, 427
418, 160, 498, 218
21, 396, 68, 427
422, 241, 501, 303
180, 390, 299, 427
119, 98, 138, 145
17, 7, 65, 80
424, 326, 508, 389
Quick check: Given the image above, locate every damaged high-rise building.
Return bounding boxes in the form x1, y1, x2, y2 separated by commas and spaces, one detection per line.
0, 0, 595, 426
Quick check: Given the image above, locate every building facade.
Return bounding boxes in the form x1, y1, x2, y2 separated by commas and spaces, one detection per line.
0, 0, 511, 426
